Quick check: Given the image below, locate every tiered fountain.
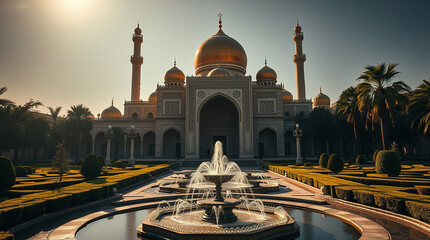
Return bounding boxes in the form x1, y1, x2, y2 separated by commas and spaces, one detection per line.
137, 141, 299, 240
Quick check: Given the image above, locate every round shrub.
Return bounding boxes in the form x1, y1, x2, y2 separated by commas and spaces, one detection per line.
112, 160, 127, 169
0, 156, 16, 191
319, 153, 329, 168
96, 155, 105, 168
327, 153, 344, 174
15, 166, 28, 177
304, 162, 312, 167
356, 155, 366, 165
81, 154, 102, 179
373, 150, 380, 162
77, 159, 84, 166
375, 150, 401, 177
22, 166, 33, 174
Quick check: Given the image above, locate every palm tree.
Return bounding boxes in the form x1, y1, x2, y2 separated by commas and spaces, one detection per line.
336, 86, 361, 141
66, 105, 93, 162
48, 106, 62, 157
111, 126, 126, 158
356, 63, 410, 149
0, 87, 15, 107
408, 79, 430, 135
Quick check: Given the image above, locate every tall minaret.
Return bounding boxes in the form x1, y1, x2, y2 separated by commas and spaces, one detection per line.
130, 24, 143, 102
293, 22, 306, 101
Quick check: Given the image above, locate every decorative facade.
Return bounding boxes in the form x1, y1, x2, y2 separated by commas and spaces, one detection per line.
90, 16, 317, 160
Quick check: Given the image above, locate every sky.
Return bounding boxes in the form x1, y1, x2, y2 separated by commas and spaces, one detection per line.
1, 0, 429, 117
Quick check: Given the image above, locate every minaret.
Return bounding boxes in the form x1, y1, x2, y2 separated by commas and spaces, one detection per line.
130, 24, 143, 102
293, 21, 306, 101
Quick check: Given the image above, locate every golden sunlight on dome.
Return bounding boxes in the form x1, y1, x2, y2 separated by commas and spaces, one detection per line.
256, 59, 277, 85
164, 59, 185, 86
88, 112, 95, 119
282, 89, 293, 102
148, 91, 157, 102
313, 88, 330, 107
208, 66, 233, 77
194, 15, 247, 76
101, 101, 121, 119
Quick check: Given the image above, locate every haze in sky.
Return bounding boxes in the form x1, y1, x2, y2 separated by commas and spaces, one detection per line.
1, 0, 429, 116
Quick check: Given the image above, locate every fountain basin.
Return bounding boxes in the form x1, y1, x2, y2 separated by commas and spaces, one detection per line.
197, 198, 241, 223
138, 205, 299, 240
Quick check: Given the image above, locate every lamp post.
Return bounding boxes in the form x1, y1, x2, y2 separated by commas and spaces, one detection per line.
105, 125, 113, 165
293, 124, 303, 164
128, 125, 137, 165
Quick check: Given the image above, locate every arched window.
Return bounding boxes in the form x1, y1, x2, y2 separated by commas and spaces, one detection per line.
131, 113, 138, 119
147, 112, 154, 119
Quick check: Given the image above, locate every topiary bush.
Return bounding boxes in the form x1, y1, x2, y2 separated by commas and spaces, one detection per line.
14, 166, 28, 177
319, 153, 329, 168
375, 150, 401, 177
96, 155, 105, 168
80, 154, 102, 179
304, 162, 312, 167
373, 150, 380, 162
22, 166, 33, 174
112, 160, 127, 169
356, 155, 366, 165
327, 153, 344, 174
0, 156, 16, 191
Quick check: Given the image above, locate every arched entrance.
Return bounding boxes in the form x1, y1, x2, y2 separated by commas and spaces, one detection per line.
163, 129, 181, 158
199, 96, 239, 158
259, 128, 277, 157
94, 132, 106, 156
142, 132, 155, 157
284, 130, 296, 156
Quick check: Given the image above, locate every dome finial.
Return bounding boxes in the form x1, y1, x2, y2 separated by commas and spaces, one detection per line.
320, 86, 322, 93
137, 22, 139, 28
111, 97, 114, 106
174, 57, 176, 67
296, 20, 299, 26
264, 56, 267, 66
217, 13, 223, 29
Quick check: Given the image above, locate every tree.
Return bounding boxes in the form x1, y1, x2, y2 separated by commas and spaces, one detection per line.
357, 63, 410, 149
52, 143, 70, 183
337, 86, 361, 141
66, 105, 93, 163
408, 79, 430, 136
111, 126, 126, 158
0, 87, 14, 107
48, 106, 62, 157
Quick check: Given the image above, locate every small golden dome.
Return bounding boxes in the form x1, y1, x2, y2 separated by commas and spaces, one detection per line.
101, 102, 122, 119
194, 19, 247, 76
208, 66, 233, 77
134, 23, 142, 35
256, 59, 277, 83
164, 60, 185, 85
282, 89, 293, 102
314, 88, 330, 105
148, 91, 157, 103
294, 22, 302, 33
88, 112, 95, 119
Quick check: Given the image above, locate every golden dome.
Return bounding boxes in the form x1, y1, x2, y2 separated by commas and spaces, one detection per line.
164, 60, 185, 85
148, 91, 157, 103
208, 66, 233, 77
282, 89, 293, 102
134, 23, 142, 35
194, 22, 247, 76
314, 88, 330, 105
88, 112, 95, 119
101, 101, 122, 119
256, 59, 277, 84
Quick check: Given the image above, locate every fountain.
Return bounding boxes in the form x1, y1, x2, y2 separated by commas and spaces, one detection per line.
137, 141, 299, 239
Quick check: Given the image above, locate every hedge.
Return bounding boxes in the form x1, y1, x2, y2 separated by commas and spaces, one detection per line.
263, 163, 430, 223
335, 175, 430, 187
0, 163, 176, 229
0, 232, 13, 240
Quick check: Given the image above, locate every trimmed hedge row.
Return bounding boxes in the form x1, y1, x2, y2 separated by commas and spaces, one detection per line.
0, 163, 176, 230
335, 175, 430, 187
263, 163, 430, 223
0, 231, 13, 240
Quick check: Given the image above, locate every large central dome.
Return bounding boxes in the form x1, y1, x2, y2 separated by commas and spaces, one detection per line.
194, 26, 247, 76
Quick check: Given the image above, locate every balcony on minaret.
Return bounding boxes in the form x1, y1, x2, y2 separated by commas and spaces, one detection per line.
130, 55, 143, 64
293, 54, 306, 63
293, 32, 303, 41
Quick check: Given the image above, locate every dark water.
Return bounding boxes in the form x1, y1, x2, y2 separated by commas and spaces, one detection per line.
75, 208, 360, 240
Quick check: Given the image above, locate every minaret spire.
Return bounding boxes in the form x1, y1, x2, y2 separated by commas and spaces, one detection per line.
130, 23, 143, 101
293, 21, 306, 101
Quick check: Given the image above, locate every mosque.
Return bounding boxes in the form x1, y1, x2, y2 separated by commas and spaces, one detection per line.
90, 16, 331, 160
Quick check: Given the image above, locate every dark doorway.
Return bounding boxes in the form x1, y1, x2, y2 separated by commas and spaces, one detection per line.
199, 96, 239, 158
259, 128, 277, 157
